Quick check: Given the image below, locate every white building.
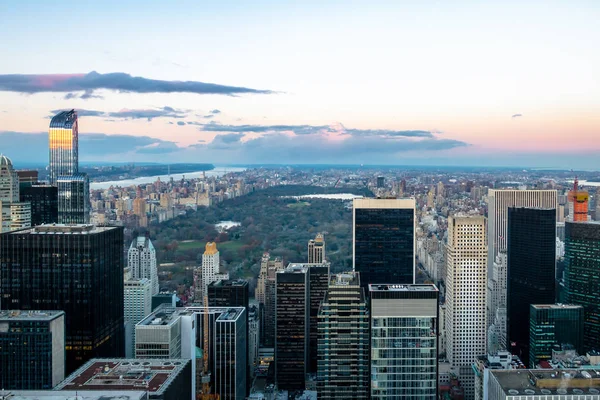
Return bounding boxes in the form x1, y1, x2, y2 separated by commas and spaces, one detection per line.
487, 252, 507, 330
0, 155, 31, 232
124, 277, 152, 358
487, 189, 557, 273
127, 235, 159, 295
193, 242, 228, 304
446, 215, 488, 399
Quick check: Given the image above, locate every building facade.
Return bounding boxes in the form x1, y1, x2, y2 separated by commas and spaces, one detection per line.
308, 233, 326, 263
0, 224, 125, 373
445, 215, 488, 399
353, 198, 416, 289
564, 221, 600, 352
507, 207, 556, 366
124, 278, 153, 358
128, 235, 159, 295
370, 284, 439, 399
195, 242, 229, 304
0, 310, 65, 390
487, 252, 507, 331
308, 262, 330, 373
275, 264, 309, 391
317, 272, 369, 399
0, 155, 31, 233
19, 184, 58, 225
529, 304, 584, 367
49, 109, 79, 184
256, 253, 283, 347
57, 173, 90, 224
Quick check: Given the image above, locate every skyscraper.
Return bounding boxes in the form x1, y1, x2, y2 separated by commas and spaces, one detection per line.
567, 178, 589, 222
0, 310, 65, 390
208, 279, 249, 310
57, 174, 90, 224
487, 189, 557, 274
446, 215, 487, 399
127, 235, 159, 295
0, 155, 31, 233
308, 262, 330, 373
256, 253, 283, 347
275, 264, 309, 391
564, 221, 600, 352
487, 252, 507, 329
308, 233, 326, 263
195, 242, 228, 303
123, 278, 152, 358
370, 284, 439, 399
507, 207, 556, 366
19, 183, 58, 225
49, 109, 78, 184
317, 272, 369, 399
0, 224, 125, 373
529, 304, 584, 367
353, 198, 416, 289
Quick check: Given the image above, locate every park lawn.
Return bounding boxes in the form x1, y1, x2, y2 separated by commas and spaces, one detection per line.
287, 201, 310, 208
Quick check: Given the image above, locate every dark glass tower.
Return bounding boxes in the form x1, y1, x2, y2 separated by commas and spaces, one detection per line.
0, 224, 125, 373
20, 184, 58, 225
317, 272, 369, 399
208, 279, 249, 310
57, 174, 90, 224
564, 221, 600, 351
529, 304, 584, 367
0, 310, 65, 390
275, 264, 309, 391
49, 109, 78, 185
308, 262, 330, 374
353, 199, 415, 290
506, 207, 556, 365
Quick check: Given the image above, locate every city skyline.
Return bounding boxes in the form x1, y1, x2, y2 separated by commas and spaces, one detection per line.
0, 1, 599, 168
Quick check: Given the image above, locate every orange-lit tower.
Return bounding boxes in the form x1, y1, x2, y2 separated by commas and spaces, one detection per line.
568, 177, 589, 222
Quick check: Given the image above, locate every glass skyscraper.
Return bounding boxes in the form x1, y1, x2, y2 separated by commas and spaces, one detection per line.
0, 224, 125, 373
529, 304, 584, 367
353, 198, 416, 290
57, 174, 90, 224
317, 272, 369, 399
506, 207, 556, 366
19, 183, 58, 225
564, 221, 600, 351
49, 109, 78, 184
370, 284, 439, 399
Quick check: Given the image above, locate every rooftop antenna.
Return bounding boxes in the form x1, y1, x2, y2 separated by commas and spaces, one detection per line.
573, 176, 579, 191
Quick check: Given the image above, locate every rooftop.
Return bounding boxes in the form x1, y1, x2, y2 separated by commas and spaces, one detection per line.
208, 278, 248, 288
330, 272, 360, 287
369, 284, 438, 292
0, 391, 146, 400
531, 304, 584, 310
137, 305, 245, 327
491, 369, 600, 397
11, 224, 118, 235
0, 310, 64, 321
49, 109, 77, 129
280, 263, 309, 274
55, 358, 190, 395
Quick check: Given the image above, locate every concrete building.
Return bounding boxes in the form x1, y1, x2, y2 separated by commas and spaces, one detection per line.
124, 278, 153, 358
446, 215, 488, 399
485, 369, 600, 400
248, 305, 261, 376
0, 154, 31, 232
0, 310, 65, 390
128, 235, 159, 295
353, 198, 416, 289
194, 242, 229, 304
55, 358, 192, 400
256, 253, 284, 347
473, 352, 525, 400
487, 189, 557, 276
370, 284, 439, 399
317, 272, 369, 399
487, 253, 507, 332
308, 233, 326, 263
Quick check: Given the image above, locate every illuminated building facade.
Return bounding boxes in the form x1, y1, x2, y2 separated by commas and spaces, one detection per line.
568, 178, 589, 222
49, 110, 79, 185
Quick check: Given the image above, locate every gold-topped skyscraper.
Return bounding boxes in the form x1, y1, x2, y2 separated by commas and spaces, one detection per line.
49, 109, 78, 184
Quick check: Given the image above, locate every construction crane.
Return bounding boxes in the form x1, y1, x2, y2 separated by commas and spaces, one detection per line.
198, 295, 219, 400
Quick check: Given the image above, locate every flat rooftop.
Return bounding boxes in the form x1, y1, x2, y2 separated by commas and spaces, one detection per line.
280, 264, 309, 274
330, 272, 360, 286
55, 359, 189, 395
11, 224, 117, 235
137, 305, 245, 326
531, 304, 583, 310
0, 390, 146, 400
0, 310, 64, 321
491, 369, 600, 396
208, 278, 248, 288
369, 284, 438, 292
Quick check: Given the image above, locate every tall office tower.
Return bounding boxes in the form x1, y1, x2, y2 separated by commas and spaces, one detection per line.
488, 307, 508, 354
506, 207, 556, 366
49, 109, 78, 184
0, 310, 65, 390
564, 221, 600, 351
308, 233, 326, 263
308, 262, 330, 373
208, 279, 249, 309
446, 215, 487, 399
123, 278, 152, 358
248, 305, 261, 376
370, 284, 439, 399
275, 264, 309, 391
487, 189, 557, 274
0, 155, 31, 232
20, 183, 58, 225
0, 224, 125, 373
353, 198, 416, 289
136, 306, 246, 399
529, 304, 584, 367
256, 253, 283, 347
198, 242, 229, 303
57, 174, 90, 224
487, 252, 507, 329
567, 178, 589, 222
127, 235, 159, 295
317, 272, 369, 400
377, 176, 385, 188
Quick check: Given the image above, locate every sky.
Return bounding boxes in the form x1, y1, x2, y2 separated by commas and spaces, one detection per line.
0, 0, 599, 169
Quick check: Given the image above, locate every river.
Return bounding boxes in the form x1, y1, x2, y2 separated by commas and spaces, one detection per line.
90, 167, 247, 190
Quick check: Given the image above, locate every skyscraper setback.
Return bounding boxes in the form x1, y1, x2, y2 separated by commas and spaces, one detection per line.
127, 235, 159, 295
353, 198, 415, 288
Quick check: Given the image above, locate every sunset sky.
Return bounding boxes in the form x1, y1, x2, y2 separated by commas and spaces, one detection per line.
0, 0, 599, 168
